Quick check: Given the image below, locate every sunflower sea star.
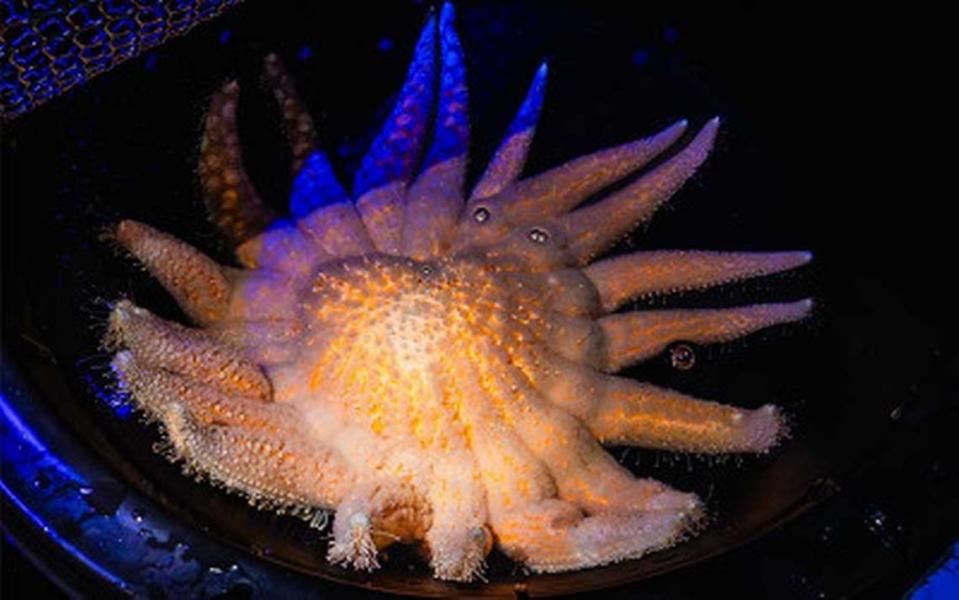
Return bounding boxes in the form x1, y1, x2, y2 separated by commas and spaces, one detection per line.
105, 4, 812, 582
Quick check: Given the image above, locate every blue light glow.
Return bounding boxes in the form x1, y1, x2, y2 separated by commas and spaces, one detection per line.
296, 44, 313, 61
0, 392, 130, 591
421, 2, 469, 170
504, 62, 547, 138
911, 541, 959, 599
1, 0, 243, 118
631, 49, 650, 67
353, 15, 436, 196
289, 150, 350, 217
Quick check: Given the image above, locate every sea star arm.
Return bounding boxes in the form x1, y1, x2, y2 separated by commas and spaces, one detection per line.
475, 120, 687, 225
585, 250, 813, 312
455, 341, 701, 571
452, 120, 687, 253
507, 393, 697, 514
598, 299, 814, 371
557, 118, 719, 264
328, 479, 427, 571
354, 15, 437, 253
212, 317, 303, 366
462, 377, 688, 573
401, 3, 470, 260
469, 62, 548, 202
289, 151, 352, 219
242, 54, 377, 268
261, 54, 354, 220
261, 53, 319, 175
198, 81, 276, 245
424, 454, 491, 581
111, 350, 279, 428
110, 351, 350, 511
494, 498, 698, 573
526, 355, 784, 453
114, 220, 232, 324
588, 378, 785, 453
107, 300, 271, 400
327, 486, 387, 571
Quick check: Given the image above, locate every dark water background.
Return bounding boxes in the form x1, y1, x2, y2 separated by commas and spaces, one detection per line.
2, 2, 953, 598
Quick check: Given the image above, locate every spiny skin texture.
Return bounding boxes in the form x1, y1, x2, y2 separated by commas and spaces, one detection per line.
104, 4, 813, 582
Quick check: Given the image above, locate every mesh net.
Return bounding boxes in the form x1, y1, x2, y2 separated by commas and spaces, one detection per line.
1, 0, 241, 120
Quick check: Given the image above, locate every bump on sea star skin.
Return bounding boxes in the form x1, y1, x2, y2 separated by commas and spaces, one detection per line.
101, 2, 814, 583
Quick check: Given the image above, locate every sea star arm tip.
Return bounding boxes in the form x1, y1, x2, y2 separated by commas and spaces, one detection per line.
584, 249, 814, 312
114, 219, 231, 324
198, 82, 275, 245
597, 299, 814, 371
